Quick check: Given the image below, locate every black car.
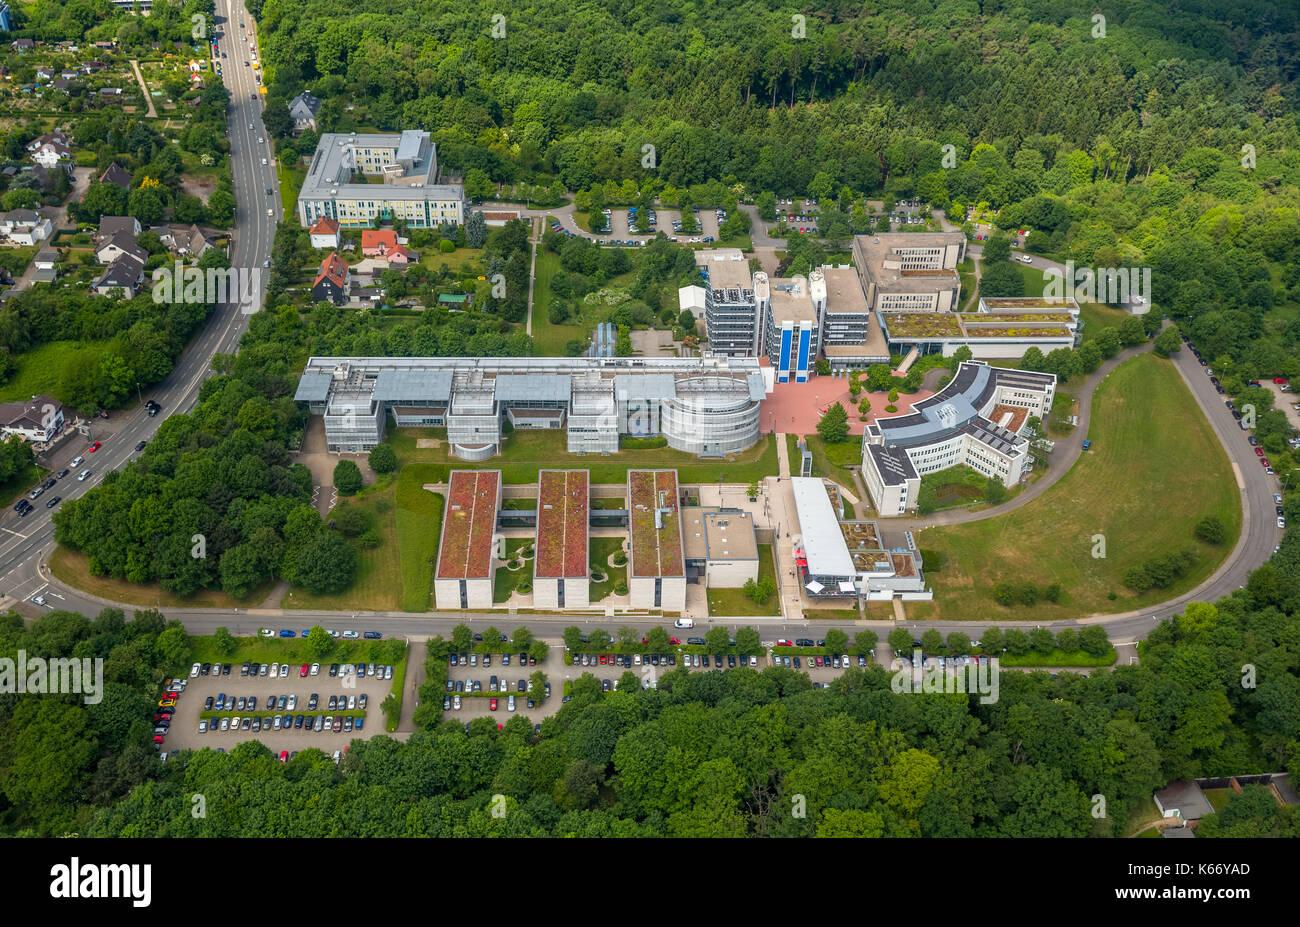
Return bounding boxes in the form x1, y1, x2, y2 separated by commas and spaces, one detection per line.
247, 696, 257, 710
295, 715, 305, 729
328, 663, 339, 677
203, 696, 214, 710
200, 663, 211, 676
795, 638, 814, 647
45, 496, 61, 508
266, 188, 273, 196
473, 632, 483, 642
701, 655, 710, 667
517, 679, 526, 693
328, 696, 338, 711
56, 469, 70, 479
307, 693, 319, 709
222, 663, 231, 675
455, 680, 464, 692
364, 631, 381, 639
249, 663, 261, 676
728, 654, 736, 667
668, 654, 676, 665
43, 478, 57, 491
1278, 506, 1286, 516
793, 656, 802, 668
601, 679, 610, 692
815, 639, 826, 647
135, 441, 147, 452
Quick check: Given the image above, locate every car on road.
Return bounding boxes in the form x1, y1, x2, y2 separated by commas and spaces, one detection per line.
1280, 517, 1287, 529
1275, 494, 1283, 504
76, 468, 93, 481
260, 628, 274, 637
266, 188, 273, 196
278, 629, 294, 637
14, 499, 32, 516
70, 455, 84, 468
88, 442, 101, 452
1019, 254, 1033, 263
55, 468, 70, 480
364, 631, 382, 639
1256, 448, 1265, 456
342, 630, 359, 639
135, 441, 147, 452
1249, 436, 1259, 446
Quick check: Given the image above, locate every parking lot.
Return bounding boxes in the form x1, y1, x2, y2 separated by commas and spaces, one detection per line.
155, 661, 396, 759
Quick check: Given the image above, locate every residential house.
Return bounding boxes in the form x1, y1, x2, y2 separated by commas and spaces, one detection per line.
0, 209, 53, 246
151, 223, 214, 257
98, 87, 123, 97
97, 216, 142, 241
32, 248, 58, 283
94, 255, 145, 298
95, 231, 148, 266
311, 252, 350, 305
35, 67, 54, 82
99, 162, 132, 191
309, 215, 340, 250
26, 131, 72, 169
360, 229, 414, 263
10, 39, 35, 53
81, 59, 106, 74
0, 395, 64, 443
289, 91, 321, 133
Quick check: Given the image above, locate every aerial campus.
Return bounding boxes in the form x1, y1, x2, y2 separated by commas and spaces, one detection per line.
0, 0, 1296, 852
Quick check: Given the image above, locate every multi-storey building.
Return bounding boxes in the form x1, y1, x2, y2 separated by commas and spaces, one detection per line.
296, 130, 467, 229
702, 255, 758, 355
861, 362, 1056, 513
852, 232, 965, 313
757, 273, 822, 383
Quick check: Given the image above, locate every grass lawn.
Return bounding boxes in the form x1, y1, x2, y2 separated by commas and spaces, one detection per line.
530, 248, 591, 354
1203, 788, 1231, 813
281, 481, 403, 611
589, 537, 626, 601
276, 161, 303, 215
1078, 301, 1132, 339
389, 427, 779, 485
957, 258, 978, 309
49, 547, 274, 609
921, 353, 1240, 620
0, 341, 100, 403
395, 464, 445, 612
707, 544, 778, 616
1015, 262, 1049, 296
792, 433, 858, 489
802, 607, 862, 621
493, 539, 534, 603
187, 635, 405, 673
1047, 389, 1077, 438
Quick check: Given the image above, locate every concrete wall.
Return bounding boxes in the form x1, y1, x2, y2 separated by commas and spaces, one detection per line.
705, 558, 758, 588
533, 576, 559, 609
629, 576, 656, 609
562, 577, 591, 608
434, 576, 494, 609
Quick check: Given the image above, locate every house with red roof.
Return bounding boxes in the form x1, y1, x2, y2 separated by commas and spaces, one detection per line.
310, 252, 350, 305
360, 229, 415, 264
309, 215, 340, 250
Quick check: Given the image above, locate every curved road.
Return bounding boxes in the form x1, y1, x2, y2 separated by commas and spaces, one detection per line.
0, 0, 279, 609
0, 68, 1280, 649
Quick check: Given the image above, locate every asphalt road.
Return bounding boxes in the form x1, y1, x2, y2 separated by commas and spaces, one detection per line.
0, 0, 278, 609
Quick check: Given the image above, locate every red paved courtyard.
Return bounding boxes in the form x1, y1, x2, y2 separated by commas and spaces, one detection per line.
758, 376, 935, 437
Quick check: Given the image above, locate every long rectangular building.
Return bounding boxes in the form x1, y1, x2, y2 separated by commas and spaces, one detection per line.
627, 469, 686, 611
294, 356, 766, 458
434, 470, 501, 609
533, 470, 590, 609
296, 130, 467, 229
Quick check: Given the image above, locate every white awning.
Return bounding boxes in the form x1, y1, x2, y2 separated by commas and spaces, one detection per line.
838, 581, 857, 594
805, 580, 825, 594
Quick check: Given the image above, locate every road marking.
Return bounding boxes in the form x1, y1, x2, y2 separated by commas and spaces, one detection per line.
1, 527, 27, 537
1231, 461, 1244, 489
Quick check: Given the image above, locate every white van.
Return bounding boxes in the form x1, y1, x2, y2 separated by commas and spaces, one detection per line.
673, 618, 694, 629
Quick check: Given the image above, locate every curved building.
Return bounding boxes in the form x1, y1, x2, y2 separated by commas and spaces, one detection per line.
660, 375, 761, 456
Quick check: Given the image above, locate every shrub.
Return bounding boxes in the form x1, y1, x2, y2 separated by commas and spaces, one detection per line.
1195, 515, 1226, 544
613, 580, 628, 595
438, 239, 455, 253
333, 459, 363, 495
368, 443, 397, 474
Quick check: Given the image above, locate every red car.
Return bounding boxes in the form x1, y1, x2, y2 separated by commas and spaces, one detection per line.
1275, 378, 1288, 384
776, 639, 794, 646
153, 735, 164, 744
489, 697, 498, 711
88, 442, 102, 452
279, 750, 289, 763
299, 664, 309, 677
1256, 448, 1265, 456
669, 637, 681, 645
1262, 458, 1271, 467
598, 655, 607, 665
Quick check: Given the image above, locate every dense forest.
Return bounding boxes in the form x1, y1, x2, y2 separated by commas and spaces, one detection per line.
3, 567, 1297, 836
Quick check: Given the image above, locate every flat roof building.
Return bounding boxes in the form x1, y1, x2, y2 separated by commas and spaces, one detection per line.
297, 130, 467, 229
627, 469, 687, 610
759, 272, 822, 383
681, 506, 760, 588
434, 470, 502, 609
295, 356, 766, 458
703, 255, 758, 356
861, 362, 1056, 513
533, 470, 590, 609
852, 233, 965, 314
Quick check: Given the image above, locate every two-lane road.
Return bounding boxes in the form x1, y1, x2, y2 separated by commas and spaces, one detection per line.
0, 0, 279, 608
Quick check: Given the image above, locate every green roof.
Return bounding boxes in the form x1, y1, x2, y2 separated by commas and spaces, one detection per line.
438, 293, 469, 304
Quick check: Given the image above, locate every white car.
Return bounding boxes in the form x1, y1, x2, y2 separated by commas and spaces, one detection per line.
310, 662, 320, 676
269, 662, 279, 678
1275, 494, 1284, 505
77, 469, 92, 481
1019, 254, 1033, 263
1279, 517, 1287, 529
259, 628, 274, 638
249, 123, 254, 129
287, 695, 297, 710
190, 662, 201, 677
220, 718, 230, 731
327, 629, 340, 638
198, 720, 208, 733
70, 455, 84, 467
342, 630, 360, 639
261, 158, 267, 165
280, 663, 290, 676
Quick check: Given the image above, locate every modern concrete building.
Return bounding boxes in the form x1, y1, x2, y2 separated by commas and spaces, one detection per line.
790, 477, 930, 600
681, 507, 759, 588
703, 254, 758, 355
814, 265, 891, 369
296, 130, 467, 229
434, 470, 501, 609
532, 470, 590, 609
294, 356, 766, 456
861, 362, 1056, 513
627, 469, 687, 611
852, 232, 965, 313
758, 272, 821, 383
881, 296, 1080, 359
